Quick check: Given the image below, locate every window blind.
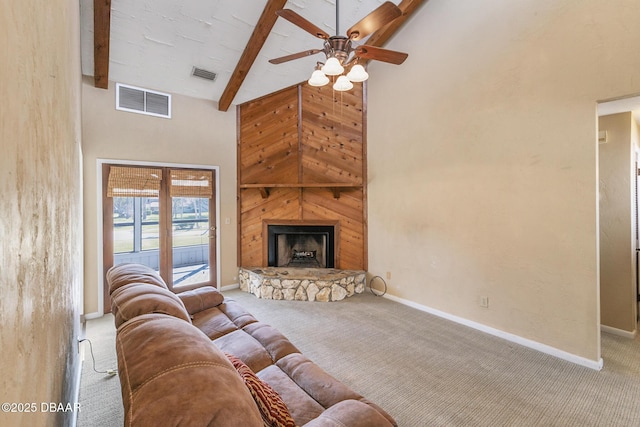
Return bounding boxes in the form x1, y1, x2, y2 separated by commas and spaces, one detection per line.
170, 169, 213, 198
107, 166, 162, 197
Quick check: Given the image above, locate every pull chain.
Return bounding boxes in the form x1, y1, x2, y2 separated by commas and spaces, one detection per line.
336, 0, 340, 35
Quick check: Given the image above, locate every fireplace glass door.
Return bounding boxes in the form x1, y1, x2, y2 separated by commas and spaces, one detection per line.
268, 224, 335, 268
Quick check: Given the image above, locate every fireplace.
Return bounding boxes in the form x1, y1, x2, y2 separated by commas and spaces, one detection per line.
265, 221, 338, 268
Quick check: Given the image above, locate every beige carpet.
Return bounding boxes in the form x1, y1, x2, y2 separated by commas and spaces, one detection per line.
77, 290, 640, 426
76, 315, 122, 427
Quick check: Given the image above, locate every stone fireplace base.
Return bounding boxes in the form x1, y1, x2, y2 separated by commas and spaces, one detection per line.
238, 267, 366, 302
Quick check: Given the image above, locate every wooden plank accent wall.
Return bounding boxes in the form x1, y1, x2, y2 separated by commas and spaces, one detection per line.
301, 84, 364, 184
238, 82, 367, 270
239, 86, 299, 184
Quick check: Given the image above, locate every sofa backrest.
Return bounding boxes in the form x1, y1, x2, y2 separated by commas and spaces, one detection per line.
110, 282, 192, 328
107, 263, 167, 294
116, 313, 264, 426
177, 286, 225, 315
107, 263, 196, 327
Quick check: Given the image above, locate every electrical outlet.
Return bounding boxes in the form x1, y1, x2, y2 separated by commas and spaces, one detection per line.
386, 271, 391, 280
479, 296, 489, 308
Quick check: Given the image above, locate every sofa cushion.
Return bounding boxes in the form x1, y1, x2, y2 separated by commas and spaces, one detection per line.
276, 353, 361, 408
178, 286, 224, 315
218, 298, 259, 328
116, 313, 264, 426
302, 400, 395, 427
257, 365, 325, 426
226, 353, 296, 427
111, 282, 191, 327
213, 329, 275, 373
107, 263, 167, 294
243, 322, 300, 363
276, 354, 397, 427
191, 306, 239, 340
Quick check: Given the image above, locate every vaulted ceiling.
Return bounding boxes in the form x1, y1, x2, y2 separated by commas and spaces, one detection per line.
80, 0, 425, 111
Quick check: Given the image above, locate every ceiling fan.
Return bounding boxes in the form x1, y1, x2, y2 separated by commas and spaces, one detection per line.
269, 1, 408, 91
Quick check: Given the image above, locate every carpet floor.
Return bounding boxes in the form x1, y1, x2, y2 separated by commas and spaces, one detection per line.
77, 289, 640, 426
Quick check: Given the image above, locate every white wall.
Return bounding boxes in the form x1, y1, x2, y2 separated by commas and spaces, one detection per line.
368, 0, 640, 364
0, 1, 84, 425
82, 80, 237, 315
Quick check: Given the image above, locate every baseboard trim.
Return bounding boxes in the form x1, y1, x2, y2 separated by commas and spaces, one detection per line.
83, 312, 102, 321
221, 283, 240, 291
601, 324, 637, 339
84, 311, 104, 320
382, 293, 604, 371
70, 355, 83, 427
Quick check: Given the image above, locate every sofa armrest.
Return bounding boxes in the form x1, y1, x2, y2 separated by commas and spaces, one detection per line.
302, 400, 396, 427
116, 313, 264, 426
177, 286, 224, 315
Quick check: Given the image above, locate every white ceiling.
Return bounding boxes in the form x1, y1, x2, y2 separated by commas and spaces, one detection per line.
80, 0, 400, 107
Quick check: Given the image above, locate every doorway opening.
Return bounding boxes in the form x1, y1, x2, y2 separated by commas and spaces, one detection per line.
597, 97, 640, 334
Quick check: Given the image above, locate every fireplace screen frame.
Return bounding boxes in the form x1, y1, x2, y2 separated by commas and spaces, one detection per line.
264, 220, 339, 268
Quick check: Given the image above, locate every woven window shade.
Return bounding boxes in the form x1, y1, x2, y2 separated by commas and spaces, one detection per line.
170, 169, 213, 198
107, 166, 162, 197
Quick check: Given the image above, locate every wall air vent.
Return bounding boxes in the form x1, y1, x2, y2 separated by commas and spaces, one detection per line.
191, 67, 217, 81
116, 83, 171, 119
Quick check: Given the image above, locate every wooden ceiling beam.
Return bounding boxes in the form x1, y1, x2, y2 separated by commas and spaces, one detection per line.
218, 0, 288, 112
362, 0, 426, 62
93, 0, 111, 89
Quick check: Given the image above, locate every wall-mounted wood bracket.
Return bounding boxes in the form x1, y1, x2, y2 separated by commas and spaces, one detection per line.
259, 187, 270, 199
330, 188, 342, 199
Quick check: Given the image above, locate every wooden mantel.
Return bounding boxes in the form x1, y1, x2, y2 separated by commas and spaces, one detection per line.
240, 183, 362, 199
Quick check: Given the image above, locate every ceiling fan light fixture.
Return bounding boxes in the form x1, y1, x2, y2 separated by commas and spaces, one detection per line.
270, 2, 407, 93
322, 57, 344, 76
346, 64, 369, 82
308, 69, 330, 87
333, 75, 354, 92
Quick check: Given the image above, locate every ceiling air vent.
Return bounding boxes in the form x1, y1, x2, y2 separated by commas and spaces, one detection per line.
191, 67, 217, 81
116, 83, 171, 119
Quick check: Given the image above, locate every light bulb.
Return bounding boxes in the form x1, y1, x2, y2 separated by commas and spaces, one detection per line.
346, 64, 369, 82
321, 57, 344, 76
333, 75, 354, 91
308, 69, 330, 87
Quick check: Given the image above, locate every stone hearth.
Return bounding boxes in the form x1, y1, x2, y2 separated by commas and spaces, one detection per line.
239, 267, 366, 302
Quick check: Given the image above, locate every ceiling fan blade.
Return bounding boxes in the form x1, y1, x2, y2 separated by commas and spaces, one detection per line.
346, 1, 402, 41
276, 9, 330, 40
354, 45, 408, 65
269, 49, 324, 65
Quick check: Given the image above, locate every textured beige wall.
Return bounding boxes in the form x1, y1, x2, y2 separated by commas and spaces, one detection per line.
598, 113, 637, 333
368, 0, 640, 362
82, 80, 237, 315
0, 1, 83, 426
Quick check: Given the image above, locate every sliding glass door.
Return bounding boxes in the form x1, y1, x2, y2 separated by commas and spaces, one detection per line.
103, 164, 216, 312
167, 169, 216, 289
112, 195, 161, 269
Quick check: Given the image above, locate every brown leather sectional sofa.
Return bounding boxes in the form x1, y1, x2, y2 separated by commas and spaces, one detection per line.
107, 263, 397, 426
